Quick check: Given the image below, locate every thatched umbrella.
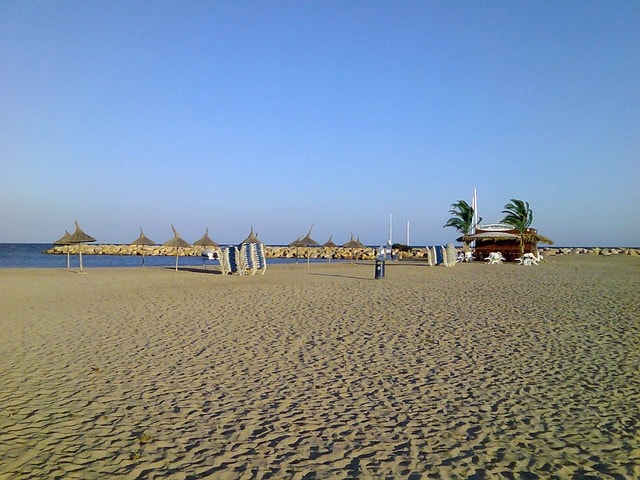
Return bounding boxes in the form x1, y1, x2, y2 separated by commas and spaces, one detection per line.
343, 234, 365, 262
163, 225, 191, 271
53, 230, 72, 269
322, 235, 337, 248
288, 235, 304, 263
322, 235, 338, 263
290, 226, 319, 268
194, 227, 218, 248
240, 226, 261, 245
131, 227, 156, 266
55, 221, 96, 273
194, 228, 219, 266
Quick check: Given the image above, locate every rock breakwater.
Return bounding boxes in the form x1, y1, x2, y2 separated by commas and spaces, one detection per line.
43, 244, 380, 261
43, 244, 639, 260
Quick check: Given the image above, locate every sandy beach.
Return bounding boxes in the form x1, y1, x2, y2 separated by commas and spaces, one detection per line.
0, 255, 638, 479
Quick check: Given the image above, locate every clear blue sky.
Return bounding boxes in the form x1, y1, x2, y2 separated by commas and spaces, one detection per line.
1, 1, 638, 247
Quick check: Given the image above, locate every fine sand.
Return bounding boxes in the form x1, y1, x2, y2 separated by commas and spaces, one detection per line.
0, 256, 638, 479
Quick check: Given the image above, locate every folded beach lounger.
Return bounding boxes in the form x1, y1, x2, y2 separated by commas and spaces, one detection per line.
239, 243, 256, 275
220, 246, 242, 274
253, 243, 267, 275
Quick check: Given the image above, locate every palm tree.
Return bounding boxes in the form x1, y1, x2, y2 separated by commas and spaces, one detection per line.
501, 198, 533, 254
443, 200, 480, 252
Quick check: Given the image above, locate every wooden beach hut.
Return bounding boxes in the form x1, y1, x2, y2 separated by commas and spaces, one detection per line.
459, 224, 552, 262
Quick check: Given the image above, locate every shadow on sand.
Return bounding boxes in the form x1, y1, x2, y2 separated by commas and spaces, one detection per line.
308, 272, 375, 281
163, 266, 223, 275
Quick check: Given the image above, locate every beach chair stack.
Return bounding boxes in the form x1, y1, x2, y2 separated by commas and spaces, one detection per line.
425, 247, 434, 266
253, 243, 267, 274
426, 244, 457, 267
440, 246, 449, 266
239, 243, 254, 275
446, 244, 457, 267
220, 246, 240, 274
219, 243, 266, 275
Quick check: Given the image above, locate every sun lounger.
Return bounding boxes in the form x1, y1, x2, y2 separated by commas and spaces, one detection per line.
440, 246, 449, 266
253, 242, 267, 275
516, 252, 540, 266
220, 246, 241, 274
425, 247, 434, 266
443, 244, 457, 267
486, 252, 505, 264
236, 242, 267, 275
239, 243, 255, 275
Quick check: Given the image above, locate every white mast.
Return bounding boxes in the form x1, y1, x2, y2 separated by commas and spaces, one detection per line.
388, 213, 392, 246
472, 188, 478, 233
406, 220, 410, 246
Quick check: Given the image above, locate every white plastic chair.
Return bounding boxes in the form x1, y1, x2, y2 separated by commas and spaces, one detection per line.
517, 253, 539, 266
486, 252, 505, 264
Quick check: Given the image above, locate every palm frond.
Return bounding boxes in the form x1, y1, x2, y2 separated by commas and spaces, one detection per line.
443, 199, 477, 235
501, 198, 533, 232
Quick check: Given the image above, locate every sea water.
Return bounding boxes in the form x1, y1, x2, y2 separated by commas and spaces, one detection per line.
0, 244, 326, 269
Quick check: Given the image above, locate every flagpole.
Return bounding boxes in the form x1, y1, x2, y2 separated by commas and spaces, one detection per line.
388, 213, 393, 260
406, 220, 410, 246
473, 188, 478, 234
472, 188, 478, 252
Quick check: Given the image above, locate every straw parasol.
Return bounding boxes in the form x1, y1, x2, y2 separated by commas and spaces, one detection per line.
322, 235, 338, 248
240, 226, 262, 245
194, 228, 219, 266
131, 227, 156, 266
322, 235, 338, 263
194, 228, 218, 248
53, 230, 72, 269
163, 225, 191, 271
288, 235, 304, 263
54, 221, 96, 273
290, 225, 319, 268
342, 233, 365, 262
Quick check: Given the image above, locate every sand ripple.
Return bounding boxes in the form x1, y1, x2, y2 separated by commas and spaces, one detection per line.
0, 256, 638, 478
